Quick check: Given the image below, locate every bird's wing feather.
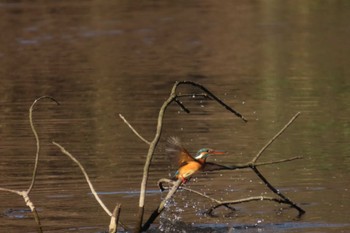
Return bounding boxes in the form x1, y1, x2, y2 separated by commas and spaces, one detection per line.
166, 137, 195, 168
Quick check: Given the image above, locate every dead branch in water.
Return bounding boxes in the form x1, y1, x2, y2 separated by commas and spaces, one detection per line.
1, 83, 305, 233
119, 81, 247, 232
119, 81, 305, 232
0, 96, 59, 233
156, 113, 305, 219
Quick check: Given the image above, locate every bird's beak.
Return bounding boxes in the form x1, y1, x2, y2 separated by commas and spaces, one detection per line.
211, 150, 226, 155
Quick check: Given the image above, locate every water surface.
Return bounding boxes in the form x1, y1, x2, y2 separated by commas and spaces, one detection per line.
0, 1, 350, 232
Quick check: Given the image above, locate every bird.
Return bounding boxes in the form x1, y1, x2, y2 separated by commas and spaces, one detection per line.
166, 137, 227, 183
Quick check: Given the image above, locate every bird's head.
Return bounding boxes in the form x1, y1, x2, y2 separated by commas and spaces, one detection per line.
194, 148, 225, 160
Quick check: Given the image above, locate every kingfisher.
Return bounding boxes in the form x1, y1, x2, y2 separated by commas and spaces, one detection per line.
166, 137, 226, 183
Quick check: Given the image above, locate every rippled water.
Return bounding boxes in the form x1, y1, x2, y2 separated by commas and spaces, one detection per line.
1, 1, 350, 232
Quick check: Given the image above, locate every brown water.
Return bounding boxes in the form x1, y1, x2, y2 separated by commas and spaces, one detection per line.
1, 1, 350, 232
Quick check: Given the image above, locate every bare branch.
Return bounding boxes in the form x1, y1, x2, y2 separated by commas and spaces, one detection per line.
174, 98, 190, 113
252, 112, 301, 163
177, 81, 247, 122
176, 93, 213, 100
52, 141, 112, 216
212, 156, 303, 171
0, 187, 22, 195
0, 189, 43, 233
118, 114, 151, 145
254, 156, 303, 167
206, 196, 289, 216
27, 96, 59, 194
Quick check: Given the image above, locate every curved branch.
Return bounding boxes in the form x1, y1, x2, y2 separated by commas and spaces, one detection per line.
177, 81, 247, 122
52, 142, 130, 231
52, 141, 112, 216
27, 96, 59, 194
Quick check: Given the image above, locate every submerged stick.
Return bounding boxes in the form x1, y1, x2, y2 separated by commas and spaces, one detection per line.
109, 203, 121, 233
142, 179, 182, 231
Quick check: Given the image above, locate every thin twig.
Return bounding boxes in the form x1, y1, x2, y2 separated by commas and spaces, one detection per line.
27, 96, 59, 194
52, 141, 129, 230
118, 114, 151, 145
0, 187, 21, 195
52, 141, 112, 216
207, 196, 289, 216
219, 156, 303, 170
253, 156, 303, 167
174, 98, 190, 113
177, 81, 247, 122
176, 93, 213, 100
252, 112, 301, 163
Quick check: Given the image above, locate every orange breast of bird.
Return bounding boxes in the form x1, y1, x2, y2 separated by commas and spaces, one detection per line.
176, 161, 202, 179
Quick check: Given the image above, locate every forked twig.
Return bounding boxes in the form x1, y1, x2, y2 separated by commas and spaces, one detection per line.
0, 96, 59, 233
251, 112, 301, 164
